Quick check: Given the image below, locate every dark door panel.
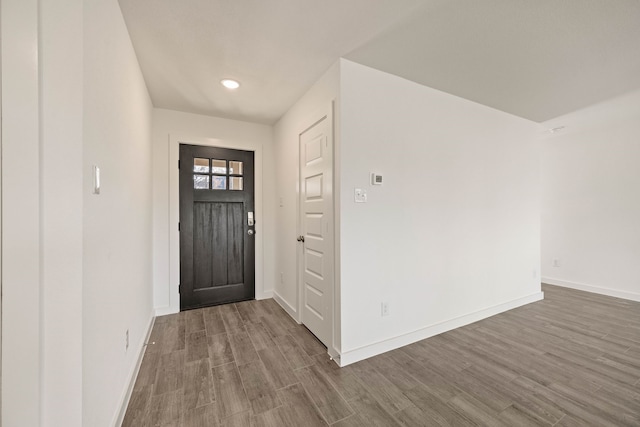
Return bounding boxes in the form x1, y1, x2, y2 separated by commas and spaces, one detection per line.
180, 144, 255, 310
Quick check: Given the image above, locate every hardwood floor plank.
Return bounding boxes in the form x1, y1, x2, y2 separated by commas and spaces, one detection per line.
183, 359, 214, 410
245, 322, 275, 351
402, 384, 474, 427
182, 403, 218, 427
186, 330, 209, 362
149, 389, 182, 427
252, 383, 327, 427
220, 305, 245, 335
237, 360, 281, 415
121, 385, 153, 427
289, 325, 326, 356
499, 404, 549, 427
154, 350, 185, 395
161, 316, 186, 354
208, 333, 234, 367
266, 299, 298, 329
448, 392, 509, 427
331, 413, 369, 427
257, 346, 298, 389
346, 394, 402, 427
548, 381, 640, 426
466, 366, 566, 425
212, 362, 250, 419
220, 411, 251, 427
203, 306, 227, 336
260, 313, 290, 338
311, 354, 369, 401
133, 350, 160, 391
512, 376, 620, 427
396, 357, 462, 402
275, 334, 314, 370
235, 300, 261, 324
393, 404, 443, 427
367, 352, 424, 392
250, 299, 274, 317
348, 359, 412, 414
296, 364, 353, 424
228, 330, 260, 366
186, 309, 206, 334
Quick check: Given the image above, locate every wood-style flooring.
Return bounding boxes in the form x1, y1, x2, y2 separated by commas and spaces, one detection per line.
123, 285, 640, 426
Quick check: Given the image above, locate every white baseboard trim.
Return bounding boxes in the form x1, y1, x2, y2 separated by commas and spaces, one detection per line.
273, 291, 300, 323
112, 314, 156, 427
542, 277, 640, 302
339, 291, 544, 366
155, 305, 178, 317
256, 290, 274, 300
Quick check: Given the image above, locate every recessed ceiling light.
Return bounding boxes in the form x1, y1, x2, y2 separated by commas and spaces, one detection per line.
221, 79, 240, 89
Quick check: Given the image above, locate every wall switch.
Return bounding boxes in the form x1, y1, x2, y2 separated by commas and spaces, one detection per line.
93, 165, 101, 194
381, 302, 389, 317
125, 329, 129, 352
354, 188, 367, 203
552, 259, 561, 268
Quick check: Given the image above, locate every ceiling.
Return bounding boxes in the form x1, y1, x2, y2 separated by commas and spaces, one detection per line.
119, 0, 640, 124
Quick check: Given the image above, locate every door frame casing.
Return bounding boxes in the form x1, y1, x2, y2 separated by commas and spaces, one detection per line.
163, 134, 267, 316
296, 103, 337, 359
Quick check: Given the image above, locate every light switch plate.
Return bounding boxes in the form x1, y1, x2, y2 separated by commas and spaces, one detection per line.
93, 166, 101, 195
354, 188, 367, 203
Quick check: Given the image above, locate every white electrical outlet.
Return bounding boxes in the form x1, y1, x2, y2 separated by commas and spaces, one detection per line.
381, 302, 389, 317
125, 329, 129, 352
354, 188, 367, 203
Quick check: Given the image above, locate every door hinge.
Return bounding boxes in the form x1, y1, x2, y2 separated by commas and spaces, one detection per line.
178, 222, 181, 231
178, 284, 181, 294
178, 160, 181, 169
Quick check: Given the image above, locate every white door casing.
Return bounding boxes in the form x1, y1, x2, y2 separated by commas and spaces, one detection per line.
298, 110, 334, 348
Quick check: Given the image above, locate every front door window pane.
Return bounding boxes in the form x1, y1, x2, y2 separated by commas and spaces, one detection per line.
211, 159, 227, 174
193, 158, 209, 173
229, 161, 243, 175
229, 177, 243, 190
212, 176, 227, 190
193, 174, 209, 189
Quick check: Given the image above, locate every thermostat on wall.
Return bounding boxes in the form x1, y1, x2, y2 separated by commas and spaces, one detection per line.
371, 173, 383, 185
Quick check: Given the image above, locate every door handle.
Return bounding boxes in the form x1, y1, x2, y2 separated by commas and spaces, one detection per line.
297, 235, 305, 242
248, 229, 255, 235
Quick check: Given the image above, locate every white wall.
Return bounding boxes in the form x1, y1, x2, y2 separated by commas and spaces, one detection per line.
83, 0, 153, 425
272, 62, 340, 352
152, 109, 275, 315
1, 0, 42, 424
541, 90, 640, 301
338, 60, 542, 364
41, 0, 84, 424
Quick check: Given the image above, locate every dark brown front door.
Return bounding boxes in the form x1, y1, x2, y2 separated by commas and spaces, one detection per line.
179, 144, 255, 310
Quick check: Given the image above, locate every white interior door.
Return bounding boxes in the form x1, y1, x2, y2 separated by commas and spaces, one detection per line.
298, 111, 333, 348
